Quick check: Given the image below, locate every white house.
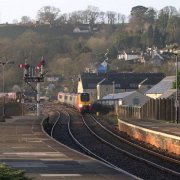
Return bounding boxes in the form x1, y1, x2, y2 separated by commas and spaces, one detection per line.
117, 51, 142, 62
73, 24, 98, 33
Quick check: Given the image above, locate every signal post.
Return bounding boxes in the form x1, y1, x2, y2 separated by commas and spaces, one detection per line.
18, 57, 47, 116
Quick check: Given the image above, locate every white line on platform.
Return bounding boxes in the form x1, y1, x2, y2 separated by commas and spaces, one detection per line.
3, 152, 67, 157
40, 174, 82, 177
40, 158, 73, 161
6, 162, 47, 168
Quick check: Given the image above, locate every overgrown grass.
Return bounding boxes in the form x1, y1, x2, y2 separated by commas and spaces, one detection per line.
0, 163, 30, 180
100, 111, 118, 125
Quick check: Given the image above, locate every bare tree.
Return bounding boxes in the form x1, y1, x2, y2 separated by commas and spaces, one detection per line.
68, 11, 84, 25
21, 16, 31, 24
117, 13, 126, 24
37, 6, 60, 27
56, 13, 68, 25
98, 11, 106, 24
85, 5, 100, 25
106, 11, 117, 24
157, 6, 178, 31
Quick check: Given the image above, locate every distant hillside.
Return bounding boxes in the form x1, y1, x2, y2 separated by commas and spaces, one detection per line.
0, 24, 93, 39
0, 22, 178, 93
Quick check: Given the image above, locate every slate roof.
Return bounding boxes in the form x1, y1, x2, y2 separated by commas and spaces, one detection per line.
102, 91, 135, 100
80, 72, 165, 90
106, 72, 164, 85
81, 76, 104, 89
97, 78, 113, 85
145, 76, 175, 94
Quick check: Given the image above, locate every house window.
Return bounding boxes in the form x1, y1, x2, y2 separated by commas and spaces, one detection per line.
115, 84, 121, 88
130, 83, 137, 88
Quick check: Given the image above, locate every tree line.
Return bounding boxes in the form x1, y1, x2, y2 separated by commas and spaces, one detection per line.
0, 5, 179, 93
19, 5, 180, 48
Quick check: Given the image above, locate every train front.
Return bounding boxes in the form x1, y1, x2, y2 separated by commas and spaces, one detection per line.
77, 93, 92, 113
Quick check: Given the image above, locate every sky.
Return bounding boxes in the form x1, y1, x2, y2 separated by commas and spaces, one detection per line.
0, 0, 179, 23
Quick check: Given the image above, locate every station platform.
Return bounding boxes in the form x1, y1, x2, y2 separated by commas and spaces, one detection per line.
118, 118, 180, 155
0, 115, 136, 180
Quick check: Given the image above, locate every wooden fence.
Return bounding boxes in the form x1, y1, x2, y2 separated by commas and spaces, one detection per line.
116, 98, 176, 122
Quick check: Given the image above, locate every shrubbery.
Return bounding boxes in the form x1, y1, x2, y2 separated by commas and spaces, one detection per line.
0, 163, 30, 180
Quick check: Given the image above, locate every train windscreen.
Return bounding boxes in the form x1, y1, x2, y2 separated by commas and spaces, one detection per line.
80, 93, 90, 102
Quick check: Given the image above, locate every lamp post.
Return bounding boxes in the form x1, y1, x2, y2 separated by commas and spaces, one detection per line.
175, 54, 179, 124
0, 60, 14, 121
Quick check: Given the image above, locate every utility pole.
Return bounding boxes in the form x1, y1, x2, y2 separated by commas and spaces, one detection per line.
175, 54, 179, 124
0, 59, 14, 121
112, 81, 115, 94
36, 82, 40, 116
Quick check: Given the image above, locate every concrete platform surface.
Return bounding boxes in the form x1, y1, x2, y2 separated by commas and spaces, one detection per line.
0, 116, 136, 180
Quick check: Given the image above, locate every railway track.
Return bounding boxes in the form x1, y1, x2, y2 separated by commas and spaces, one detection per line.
43, 104, 180, 180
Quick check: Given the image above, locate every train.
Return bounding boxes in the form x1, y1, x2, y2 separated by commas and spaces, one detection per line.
0, 92, 21, 102
57, 92, 92, 113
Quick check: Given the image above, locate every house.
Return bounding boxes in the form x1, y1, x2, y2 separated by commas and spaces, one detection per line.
73, 25, 90, 33
97, 60, 108, 73
78, 73, 104, 100
73, 24, 98, 33
117, 51, 142, 62
98, 91, 150, 107
77, 72, 165, 101
46, 76, 59, 82
151, 50, 164, 67
145, 76, 175, 99
97, 78, 114, 100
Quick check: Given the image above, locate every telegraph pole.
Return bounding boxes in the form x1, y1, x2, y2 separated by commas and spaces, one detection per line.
175, 54, 179, 124
36, 82, 40, 116
0, 60, 14, 121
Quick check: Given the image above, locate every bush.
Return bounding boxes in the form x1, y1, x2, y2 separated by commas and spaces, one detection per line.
0, 163, 30, 180
92, 103, 114, 114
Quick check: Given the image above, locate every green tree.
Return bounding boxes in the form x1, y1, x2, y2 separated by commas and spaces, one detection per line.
113, 29, 129, 50
172, 72, 180, 89
144, 8, 157, 25
153, 26, 162, 47
146, 25, 154, 47
129, 6, 148, 34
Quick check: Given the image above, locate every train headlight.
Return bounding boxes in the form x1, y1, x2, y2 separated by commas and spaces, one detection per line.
79, 104, 83, 108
